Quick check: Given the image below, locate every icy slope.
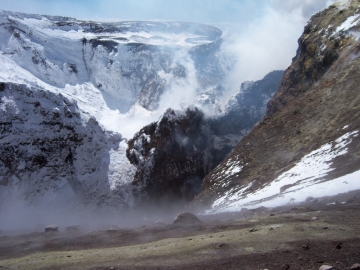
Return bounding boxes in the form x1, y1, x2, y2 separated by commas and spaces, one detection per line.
0, 10, 225, 115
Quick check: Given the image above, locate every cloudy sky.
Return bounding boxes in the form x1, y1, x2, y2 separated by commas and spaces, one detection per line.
0, 0, 335, 24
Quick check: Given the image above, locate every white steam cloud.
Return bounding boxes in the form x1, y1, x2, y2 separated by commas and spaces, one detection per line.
113, 0, 343, 138
217, 0, 342, 102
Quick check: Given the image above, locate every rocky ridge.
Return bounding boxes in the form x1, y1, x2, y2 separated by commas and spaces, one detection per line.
191, 0, 360, 212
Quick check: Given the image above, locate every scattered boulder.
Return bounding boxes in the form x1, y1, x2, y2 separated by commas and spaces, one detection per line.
173, 212, 202, 225
45, 225, 58, 233
335, 242, 342, 249
351, 264, 360, 270
319, 265, 335, 270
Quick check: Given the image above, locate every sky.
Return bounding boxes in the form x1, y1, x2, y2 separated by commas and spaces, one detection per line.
0, 0, 335, 24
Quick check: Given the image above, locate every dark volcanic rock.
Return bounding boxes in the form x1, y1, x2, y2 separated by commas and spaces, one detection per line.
45, 225, 58, 233
127, 107, 211, 204
351, 263, 360, 270
173, 212, 202, 225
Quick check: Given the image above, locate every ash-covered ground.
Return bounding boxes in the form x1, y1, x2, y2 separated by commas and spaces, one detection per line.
1, 190, 360, 270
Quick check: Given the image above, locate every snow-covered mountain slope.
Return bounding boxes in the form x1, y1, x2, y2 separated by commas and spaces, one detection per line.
0, 82, 136, 210
0, 10, 231, 213
0, 10, 225, 116
190, 0, 360, 213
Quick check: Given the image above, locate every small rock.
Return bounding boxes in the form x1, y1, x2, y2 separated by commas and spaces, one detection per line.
45, 225, 58, 233
322, 226, 329, 230
302, 245, 310, 250
335, 242, 342, 249
269, 227, 274, 231
282, 264, 290, 270
270, 214, 275, 216
351, 263, 360, 270
311, 217, 319, 221
173, 212, 202, 225
249, 228, 258, 232
319, 265, 335, 270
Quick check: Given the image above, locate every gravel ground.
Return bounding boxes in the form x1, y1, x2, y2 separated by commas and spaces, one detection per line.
1, 194, 360, 270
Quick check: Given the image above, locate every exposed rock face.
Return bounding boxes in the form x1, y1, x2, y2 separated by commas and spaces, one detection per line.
209, 70, 284, 166
216, 70, 284, 135
0, 82, 125, 207
127, 107, 211, 204
126, 71, 284, 205
267, 2, 359, 115
191, 1, 360, 212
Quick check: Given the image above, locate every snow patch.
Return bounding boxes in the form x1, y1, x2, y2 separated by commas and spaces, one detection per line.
210, 130, 359, 213
335, 14, 360, 34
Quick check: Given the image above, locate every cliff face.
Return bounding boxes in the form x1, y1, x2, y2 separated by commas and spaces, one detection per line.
0, 82, 133, 208
191, 1, 360, 212
126, 71, 284, 205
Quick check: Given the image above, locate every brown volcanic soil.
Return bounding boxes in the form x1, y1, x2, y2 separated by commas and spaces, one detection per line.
1, 196, 360, 270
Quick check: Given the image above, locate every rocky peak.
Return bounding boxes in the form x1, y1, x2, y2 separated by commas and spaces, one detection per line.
267, 0, 360, 115
127, 107, 211, 205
